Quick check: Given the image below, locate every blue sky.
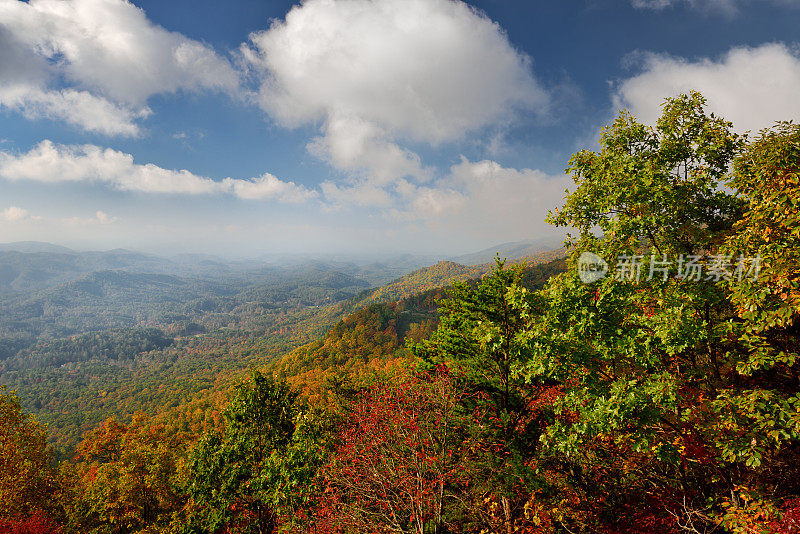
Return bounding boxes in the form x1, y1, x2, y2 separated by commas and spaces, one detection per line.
1, 0, 798, 257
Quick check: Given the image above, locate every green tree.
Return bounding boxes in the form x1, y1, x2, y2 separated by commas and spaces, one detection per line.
724, 121, 800, 342
520, 94, 800, 531
414, 260, 545, 533
416, 259, 537, 414
186, 371, 324, 534
550, 90, 744, 257
707, 122, 800, 524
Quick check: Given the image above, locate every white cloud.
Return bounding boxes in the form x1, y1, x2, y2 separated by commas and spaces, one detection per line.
631, 0, 737, 13
242, 0, 548, 199
0, 0, 239, 135
387, 158, 570, 242
307, 113, 432, 186
62, 210, 118, 226
1, 206, 41, 222
223, 173, 316, 203
0, 140, 317, 203
95, 210, 116, 224
315, 154, 570, 239
630, 0, 797, 15
631, 0, 674, 7
405, 185, 467, 218
0, 84, 150, 136
614, 43, 800, 133
320, 181, 395, 208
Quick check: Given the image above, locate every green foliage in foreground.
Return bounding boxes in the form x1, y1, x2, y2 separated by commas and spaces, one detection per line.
525, 92, 800, 531
2, 92, 799, 534
186, 372, 324, 534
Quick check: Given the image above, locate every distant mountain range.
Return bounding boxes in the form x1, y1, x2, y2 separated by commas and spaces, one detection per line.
0, 239, 566, 300
0, 241, 77, 254
0, 247, 217, 295
448, 238, 563, 265
0, 239, 560, 297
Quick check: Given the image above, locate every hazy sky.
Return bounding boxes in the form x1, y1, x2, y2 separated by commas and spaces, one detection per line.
1, 0, 798, 256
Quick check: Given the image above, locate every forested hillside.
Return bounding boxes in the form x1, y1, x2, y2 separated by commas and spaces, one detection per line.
0, 242, 558, 454
2, 93, 799, 534
365, 261, 486, 303
366, 251, 566, 304
0, 259, 378, 350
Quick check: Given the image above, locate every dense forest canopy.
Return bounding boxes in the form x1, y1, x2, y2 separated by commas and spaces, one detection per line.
1, 92, 799, 534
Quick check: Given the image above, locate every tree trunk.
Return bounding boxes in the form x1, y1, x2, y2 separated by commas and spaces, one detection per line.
502, 495, 513, 534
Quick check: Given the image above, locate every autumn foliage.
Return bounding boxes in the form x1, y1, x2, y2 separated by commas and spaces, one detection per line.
1, 93, 799, 534
0, 513, 61, 534
0, 390, 62, 530
314, 367, 481, 533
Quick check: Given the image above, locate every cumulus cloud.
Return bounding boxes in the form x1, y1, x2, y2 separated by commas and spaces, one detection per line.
0, 0, 239, 135
0, 84, 151, 136
0, 141, 317, 203
307, 113, 433, 186
388, 158, 570, 241
222, 173, 317, 203
1, 206, 41, 222
241, 0, 548, 202
399, 180, 467, 218
614, 43, 800, 133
